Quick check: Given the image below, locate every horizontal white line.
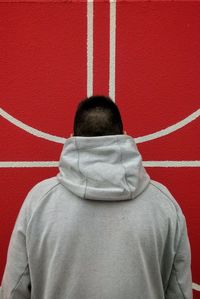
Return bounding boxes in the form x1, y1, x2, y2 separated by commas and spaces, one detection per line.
143, 161, 200, 167
0, 107, 199, 144
0, 161, 59, 168
0, 161, 200, 168
193, 282, 200, 291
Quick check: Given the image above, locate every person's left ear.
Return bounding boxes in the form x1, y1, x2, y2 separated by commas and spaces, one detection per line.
123, 130, 127, 135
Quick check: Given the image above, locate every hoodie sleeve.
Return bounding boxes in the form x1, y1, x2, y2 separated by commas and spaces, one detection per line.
0, 195, 31, 299
0, 178, 58, 299
165, 209, 193, 299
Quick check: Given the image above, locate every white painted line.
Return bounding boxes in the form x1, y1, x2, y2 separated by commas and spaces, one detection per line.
0, 161, 200, 168
87, 0, 93, 97
135, 109, 200, 144
0, 108, 66, 144
143, 161, 200, 167
109, 0, 116, 102
193, 282, 200, 291
0, 161, 59, 168
0, 107, 199, 144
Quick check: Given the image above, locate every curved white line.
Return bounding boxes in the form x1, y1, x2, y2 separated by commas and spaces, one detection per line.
135, 109, 200, 144
0, 107, 199, 144
0, 108, 66, 144
0, 161, 200, 168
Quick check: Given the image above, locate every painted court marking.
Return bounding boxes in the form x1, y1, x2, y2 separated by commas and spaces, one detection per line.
135, 109, 200, 144
0, 107, 66, 144
109, 0, 116, 102
0, 107, 199, 145
193, 282, 200, 291
87, 0, 93, 97
0, 161, 200, 168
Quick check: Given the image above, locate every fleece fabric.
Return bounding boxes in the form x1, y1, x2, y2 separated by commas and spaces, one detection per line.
0, 135, 192, 299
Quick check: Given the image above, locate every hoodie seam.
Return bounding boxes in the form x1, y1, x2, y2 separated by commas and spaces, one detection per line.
74, 138, 87, 199
173, 265, 185, 299
116, 136, 132, 199
150, 181, 178, 214
173, 213, 189, 299
174, 262, 186, 298
171, 264, 186, 299
10, 264, 29, 297
151, 181, 187, 297
26, 181, 60, 242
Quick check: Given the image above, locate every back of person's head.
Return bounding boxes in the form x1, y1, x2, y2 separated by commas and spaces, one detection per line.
73, 95, 123, 136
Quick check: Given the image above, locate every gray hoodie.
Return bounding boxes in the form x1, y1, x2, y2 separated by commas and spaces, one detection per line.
1, 135, 192, 299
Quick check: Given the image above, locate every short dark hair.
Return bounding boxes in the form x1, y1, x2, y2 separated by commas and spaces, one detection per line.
73, 95, 123, 136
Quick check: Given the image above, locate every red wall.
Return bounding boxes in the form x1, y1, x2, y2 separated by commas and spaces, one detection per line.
0, 1, 199, 297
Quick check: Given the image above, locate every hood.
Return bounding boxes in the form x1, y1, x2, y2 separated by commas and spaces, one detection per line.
57, 135, 150, 201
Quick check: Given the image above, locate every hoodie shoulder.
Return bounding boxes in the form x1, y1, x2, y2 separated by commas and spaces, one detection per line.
22, 177, 60, 217
150, 180, 184, 216
29, 177, 59, 196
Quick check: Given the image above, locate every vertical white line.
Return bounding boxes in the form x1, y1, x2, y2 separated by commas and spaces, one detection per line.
109, 0, 116, 102
87, 0, 94, 97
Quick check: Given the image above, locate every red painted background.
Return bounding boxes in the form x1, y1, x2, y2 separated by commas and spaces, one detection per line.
0, 1, 199, 297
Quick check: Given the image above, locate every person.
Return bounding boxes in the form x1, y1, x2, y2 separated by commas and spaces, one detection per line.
0, 95, 192, 299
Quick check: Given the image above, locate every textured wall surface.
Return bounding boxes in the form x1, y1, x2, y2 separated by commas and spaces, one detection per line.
0, 1, 199, 297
